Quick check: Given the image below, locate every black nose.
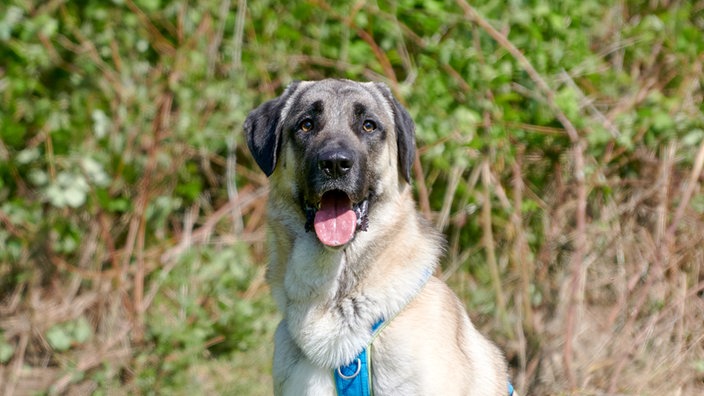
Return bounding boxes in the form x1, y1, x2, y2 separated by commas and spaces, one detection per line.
318, 149, 354, 179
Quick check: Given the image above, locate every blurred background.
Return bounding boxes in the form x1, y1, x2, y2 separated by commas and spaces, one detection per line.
1, 0, 703, 394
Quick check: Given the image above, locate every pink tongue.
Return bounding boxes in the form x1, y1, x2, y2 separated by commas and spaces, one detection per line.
314, 192, 357, 247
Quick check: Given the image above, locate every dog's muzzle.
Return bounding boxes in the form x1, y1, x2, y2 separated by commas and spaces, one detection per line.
301, 145, 370, 247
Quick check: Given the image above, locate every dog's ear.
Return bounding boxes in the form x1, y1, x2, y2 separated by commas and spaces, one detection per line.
374, 82, 416, 183
393, 98, 416, 183
244, 82, 300, 176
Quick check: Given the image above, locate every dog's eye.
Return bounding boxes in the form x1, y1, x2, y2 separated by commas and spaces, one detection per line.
299, 119, 314, 132
362, 120, 377, 133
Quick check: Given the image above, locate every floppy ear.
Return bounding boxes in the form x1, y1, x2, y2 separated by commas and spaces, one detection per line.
244, 82, 300, 176
374, 82, 416, 183
393, 98, 416, 183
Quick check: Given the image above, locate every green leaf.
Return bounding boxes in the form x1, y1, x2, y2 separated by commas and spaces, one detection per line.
0, 337, 13, 363
691, 194, 704, 214
682, 129, 704, 147
16, 148, 40, 164
693, 359, 704, 373
0, 6, 24, 41
72, 317, 93, 344
45, 172, 90, 208
46, 325, 72, 351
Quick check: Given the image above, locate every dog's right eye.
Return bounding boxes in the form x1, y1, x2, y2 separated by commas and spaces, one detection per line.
362, 120, 377, 133
299, 119, 314, 132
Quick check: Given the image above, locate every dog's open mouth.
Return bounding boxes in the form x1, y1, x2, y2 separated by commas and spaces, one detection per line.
304, 190, 369, 247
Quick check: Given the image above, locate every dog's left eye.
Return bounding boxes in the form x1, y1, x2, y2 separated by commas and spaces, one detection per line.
362, 120, 377, 132
299, 119, 314, 132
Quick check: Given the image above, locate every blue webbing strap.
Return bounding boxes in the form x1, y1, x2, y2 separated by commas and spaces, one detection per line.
333, 319, 383, 396
333, 349, 371, 396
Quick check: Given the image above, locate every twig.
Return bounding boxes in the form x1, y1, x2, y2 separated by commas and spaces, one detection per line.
232, 0, 247, 71
511, 146, 534, 330
482, 161, 507, 320
289, 54, 385, 82
413, 149, 432, 219
124, 0, 176, 56
657, 144, 676, 252
227, 137, 245, 235
442, 165, 483, 281
510, 145, 534, 390
2, 330, 28, 396
667, 138, 704, 240
436, 165, 463, 231
207, 0, 231, 76
559, 70, 620, 139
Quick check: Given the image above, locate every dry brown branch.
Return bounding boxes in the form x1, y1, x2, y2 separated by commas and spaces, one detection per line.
667, 138, 704, 239
232, 0, 247, 71
511, 146, 534, 331
5, 332, 28, 396
124, 0, 176, 56
205, 0, 231, 75
227, 145, 246, 235
481, 161, 507, 320
436, 166, 463, 232
442, 165, 483, 281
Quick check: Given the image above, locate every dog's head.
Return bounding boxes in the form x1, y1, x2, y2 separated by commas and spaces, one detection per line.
244, 79, 415, 247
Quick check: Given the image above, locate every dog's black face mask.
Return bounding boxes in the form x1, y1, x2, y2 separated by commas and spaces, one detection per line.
244, 80, 416, 247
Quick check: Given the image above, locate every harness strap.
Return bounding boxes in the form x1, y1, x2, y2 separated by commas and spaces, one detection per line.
334, 351, 370, 396
333, 319, 384, 396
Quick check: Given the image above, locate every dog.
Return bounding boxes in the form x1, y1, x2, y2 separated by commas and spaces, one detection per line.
244, 79, 510, 395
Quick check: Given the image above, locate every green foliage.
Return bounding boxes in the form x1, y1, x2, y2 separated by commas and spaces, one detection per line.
46, 317, 93, 352
137, 243, 277, 393
1, 0, 702, 394
0, 335, 14, 364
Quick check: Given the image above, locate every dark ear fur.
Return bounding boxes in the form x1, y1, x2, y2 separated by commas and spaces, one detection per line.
244, 82, 300, 176
374, 82, 416, 183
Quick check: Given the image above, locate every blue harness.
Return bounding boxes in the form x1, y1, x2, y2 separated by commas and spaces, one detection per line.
332, 271, 515, 396
333, 319, 385, 396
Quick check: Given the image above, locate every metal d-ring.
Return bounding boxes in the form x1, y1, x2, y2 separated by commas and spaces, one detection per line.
336, 358, 362, 380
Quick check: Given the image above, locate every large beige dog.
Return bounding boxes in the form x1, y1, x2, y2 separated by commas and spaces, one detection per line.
244, 79, 511, 395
